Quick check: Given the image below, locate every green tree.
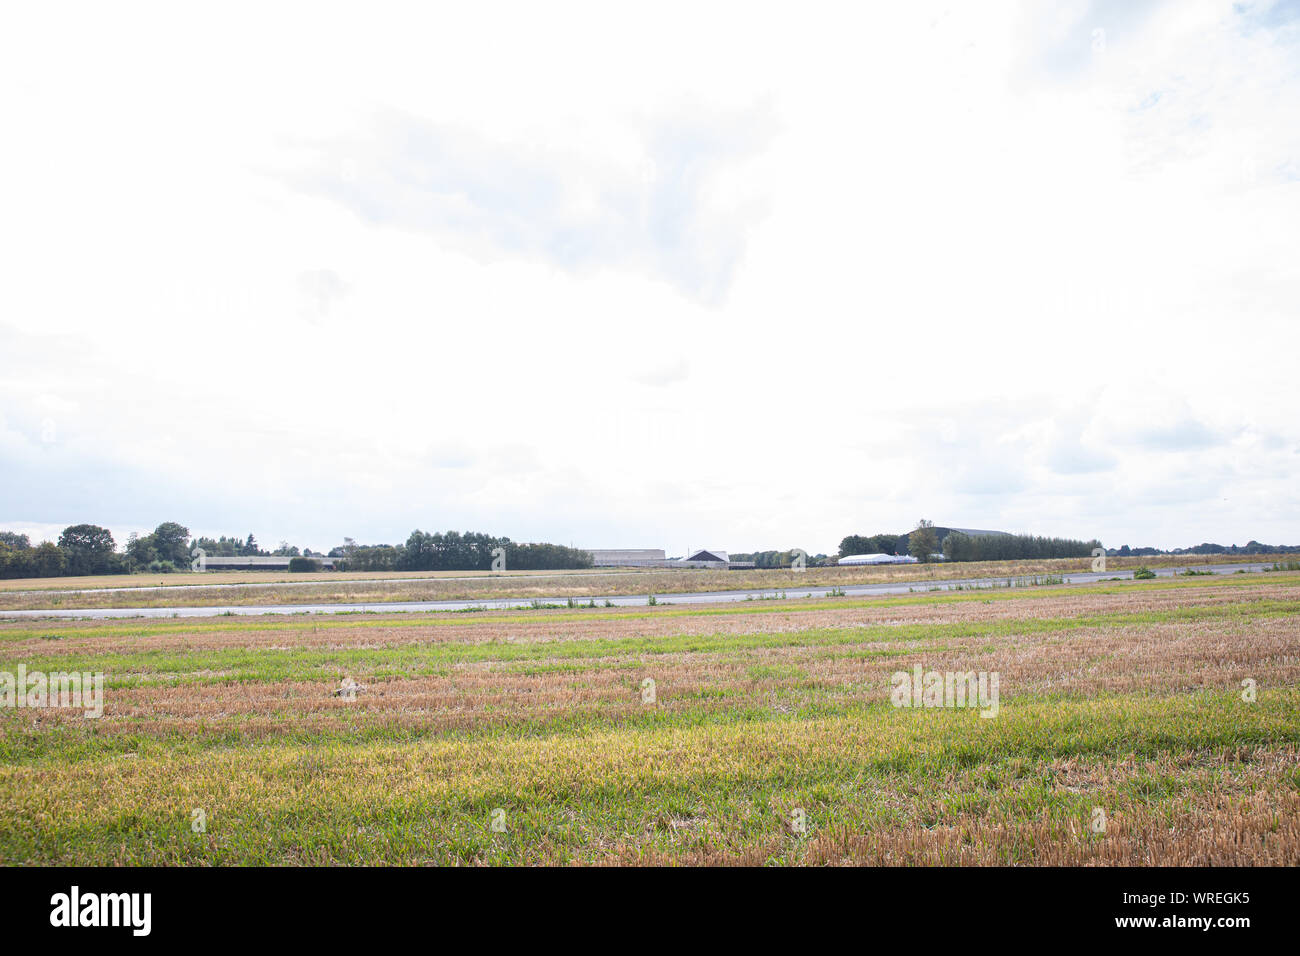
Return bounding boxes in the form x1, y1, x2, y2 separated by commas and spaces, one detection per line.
840, 533, 902, 557
151, 522, 191, 566
908, 519, 938, 563
58, 524, 117, 575
125, 532, 158, 569
838, 535, 871, 557
30, 541, 68, 577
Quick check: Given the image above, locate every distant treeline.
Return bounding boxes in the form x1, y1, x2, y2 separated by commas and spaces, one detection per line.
0, 524, 194, 578
730, 549, 834, 568
0, 523, 591, 578
942, 532, 1100, 562
838, 534, 910, 557
839, 527, 1099, 563
1108, 541, 1300, 556
5, 520, 1297, 580
344, 531, 592, 572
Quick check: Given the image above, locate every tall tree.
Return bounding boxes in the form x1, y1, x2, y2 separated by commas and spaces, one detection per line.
58, 524, 117, 575
30, 541, 68, 577
151, 522, 191, 566
908, 519, 938, 563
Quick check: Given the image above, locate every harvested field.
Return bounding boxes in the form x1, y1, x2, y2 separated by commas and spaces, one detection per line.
1, 554, 1289, 612
2, 572, 1298, 865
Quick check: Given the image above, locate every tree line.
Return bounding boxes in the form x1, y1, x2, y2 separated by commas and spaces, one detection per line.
1108, 540, 1300, 556
838, 533, 910, 557
839, 522, 1100, 564
343, 531, 592, 572
0, 523, 591, 578
0, 523, 266, 578
941, 531, 1100, 562
729, 549, 834, 568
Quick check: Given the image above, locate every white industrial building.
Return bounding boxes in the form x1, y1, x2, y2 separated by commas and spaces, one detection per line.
585, 548, 752, 569
197, 555, 343, 570
586, 549, 668, 567
837, 553, 919, 566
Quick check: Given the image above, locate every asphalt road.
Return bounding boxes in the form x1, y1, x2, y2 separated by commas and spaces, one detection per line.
0, 563, 1271, 620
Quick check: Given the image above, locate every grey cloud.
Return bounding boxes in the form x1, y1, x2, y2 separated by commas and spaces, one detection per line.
428, 442, 474, 470
952, 455, 1030, 496
1047, 441, 1117, 474
1236, 0, 1300, 33
286, 105, 776, 305
1135, 418, 1227, 451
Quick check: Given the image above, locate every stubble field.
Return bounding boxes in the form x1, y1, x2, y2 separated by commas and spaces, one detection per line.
1, 554, 1292, 612
1, 572, 1298, 865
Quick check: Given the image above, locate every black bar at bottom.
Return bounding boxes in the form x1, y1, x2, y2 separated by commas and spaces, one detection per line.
0, 865, 1281, 943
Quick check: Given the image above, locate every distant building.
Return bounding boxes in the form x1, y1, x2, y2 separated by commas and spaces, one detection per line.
198, 555, 343, 571
838, 553, 919, 566
684, 549, 728, 564
586, 549, 668, 567
675, 549, 753, 569
584, 547, 754, 570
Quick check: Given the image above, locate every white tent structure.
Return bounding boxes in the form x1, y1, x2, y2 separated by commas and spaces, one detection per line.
837, 553, 919, 566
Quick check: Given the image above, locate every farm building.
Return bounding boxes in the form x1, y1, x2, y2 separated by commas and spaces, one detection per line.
583, 548, 753, 570
197, 555, 343, 571
586, 549, 668, 567
838, 553, 919, 566
675, 549, 754, 569
685, 549, 728, 564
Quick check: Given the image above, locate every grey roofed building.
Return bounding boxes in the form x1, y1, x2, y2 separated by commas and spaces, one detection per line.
585, 548, 745, 569
586, 549, 668, 567
197, 555, 343, 570
673, 549, 747, 568
684, 549, 728, 563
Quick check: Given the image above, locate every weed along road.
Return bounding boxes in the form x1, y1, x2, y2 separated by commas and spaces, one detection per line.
0, 563, 1271, 619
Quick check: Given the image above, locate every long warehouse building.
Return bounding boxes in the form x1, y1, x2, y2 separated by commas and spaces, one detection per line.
586, 549, 669, 567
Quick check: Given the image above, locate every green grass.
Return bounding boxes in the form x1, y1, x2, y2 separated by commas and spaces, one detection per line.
2, 689, 1295, 865
2, 573, 1298, 865
3, 569, 1296, 645
6, 597, 1295, 689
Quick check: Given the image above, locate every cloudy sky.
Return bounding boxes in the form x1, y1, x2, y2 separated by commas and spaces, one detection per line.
2, 0, 1298, 556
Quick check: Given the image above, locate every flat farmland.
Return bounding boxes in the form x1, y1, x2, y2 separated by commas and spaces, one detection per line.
2, 573, 1298, 865
1, 553, 1291, 612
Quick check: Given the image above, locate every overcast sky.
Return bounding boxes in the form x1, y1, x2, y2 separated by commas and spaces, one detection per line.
2, 0, 1298, 556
